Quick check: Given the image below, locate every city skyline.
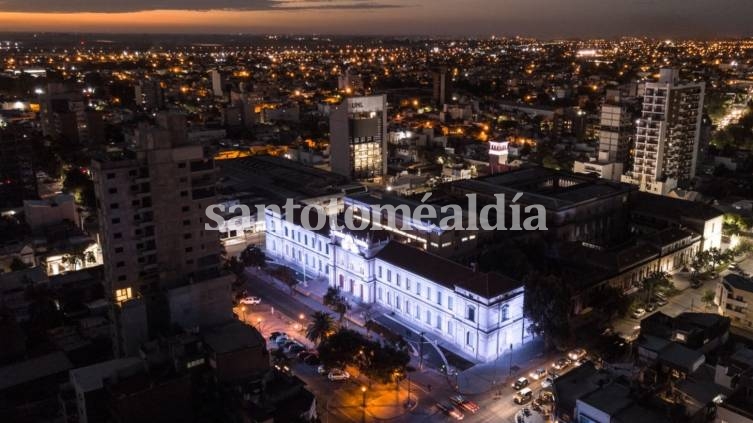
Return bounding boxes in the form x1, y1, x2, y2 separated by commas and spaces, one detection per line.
0, 0, 752, 38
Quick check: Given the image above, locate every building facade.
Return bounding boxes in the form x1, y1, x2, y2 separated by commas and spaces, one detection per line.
92, 112, 226, 356
623, 68, 705, 195
264, 206, 526, 362
329, 95, 387, 182
715, 274, 753, 331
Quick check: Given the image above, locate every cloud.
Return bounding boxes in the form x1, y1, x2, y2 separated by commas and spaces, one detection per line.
0, 0, 402, 13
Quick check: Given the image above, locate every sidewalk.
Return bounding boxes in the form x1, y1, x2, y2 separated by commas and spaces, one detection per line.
455, 337, 546, 395
246, 266, 382, 341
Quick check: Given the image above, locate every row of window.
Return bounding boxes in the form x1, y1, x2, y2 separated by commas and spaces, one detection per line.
375, 287, 477, 347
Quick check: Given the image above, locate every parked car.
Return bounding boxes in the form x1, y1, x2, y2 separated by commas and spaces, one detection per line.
317, 365, 328, 375
568, 348, 587, 361
297, 351, 314, 360
646, 303, 657, 312
653, 296, 668, 306
327, 369, 350, 381
541, 377, 554, 389
529, 368, 547, 380
274, 335, 290, 345
436, 403, 465, 420
269, 332, 286, 342
285, 342, 305, 354
239, 296, 261, 305
449, 395, 479, 413
514, 388, 533, 404
631, 308, 646, 319
512, 377, 529, 390
304, 354, 321, 366
551, 358, 571, 371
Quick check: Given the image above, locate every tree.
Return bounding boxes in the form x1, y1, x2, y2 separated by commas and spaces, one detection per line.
691, 250, 712, 277
523, 272, 573, 350
306, 311, 335, 345
61, 245, 96, 271
642, 271, 671, 304
272, 266, 298, 294
701, 290, 716, 311
9, 257, 29, 272
723, 213, 749, 236
591, 284, 631, 319
323, 287, 350, 324
241, 247, 266, 268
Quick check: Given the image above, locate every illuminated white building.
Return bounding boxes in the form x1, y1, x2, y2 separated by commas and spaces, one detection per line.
264, 206, 527, 362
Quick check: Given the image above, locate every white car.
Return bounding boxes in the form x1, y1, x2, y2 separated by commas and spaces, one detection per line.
568, 348, 587, 361
327, 369, 350, 381
631, 308, 646, 319
529, 368, 546, 380
541, 376, 554, 389
239, 296, 261, 305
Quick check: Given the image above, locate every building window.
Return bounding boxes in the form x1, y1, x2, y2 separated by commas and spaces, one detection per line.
396, 295, 401, 310
466, 331, 473, 346
387, 269, 392, 282
406, 278, 411, 291
425, 310, 431, 324
396, 274, 401, 287
501, 305, 509, 321
115, 287, 132, 303
116, 261, 125, 268
186, 358, 205, 369
111, 218, 120, 224
107, 172, 116, 179
416, 282, 421, 295
426, 286, 431, 300
447, 321, 453, 335
466, 305, 476, 323
436, 291, 442, 306
448, 296, 453, 311
377, 287, 383, 301
378, 266, 382, 278
414, 305, 420, 319
110, 203, 119, 209
435, 315, 441, 329
108, 187, 117, 194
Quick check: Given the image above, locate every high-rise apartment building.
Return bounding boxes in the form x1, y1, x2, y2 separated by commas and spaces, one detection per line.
622, 68, 705, 195
598, 89, 634, 165
92, 112, 228, 356
0, 123, 36, 208
432, 67, 448, 106
329, 95, 387, 181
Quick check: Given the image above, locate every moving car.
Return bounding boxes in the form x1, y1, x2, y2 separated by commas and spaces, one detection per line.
552, 358, 571, 371
512, 377, 529, 390
541, 377, 554, 389
529, 368, 547, 380
239, 296, 261, 305
327, 369, 350, 381
631, 308, 646, 319
449, 395, 479, 413
514, 387, 533, 404
568, 348, 587, 361
436, 403, 465, 420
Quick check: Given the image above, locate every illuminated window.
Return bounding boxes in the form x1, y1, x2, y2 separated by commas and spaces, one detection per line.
115, 287, 132, 303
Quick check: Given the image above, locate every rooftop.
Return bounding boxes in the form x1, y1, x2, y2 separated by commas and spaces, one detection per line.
203, 319, 266, 354
723, 273, 753, 293
0, 351, 72, 391
375, 241, 522, 299
632, 191, 723, 222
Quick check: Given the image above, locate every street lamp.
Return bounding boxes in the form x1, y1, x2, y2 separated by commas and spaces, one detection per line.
361, 386, 367, 408
240, 305, 247, 323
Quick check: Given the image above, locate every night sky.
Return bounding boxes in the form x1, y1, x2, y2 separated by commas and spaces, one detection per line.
0, 0, 751, 37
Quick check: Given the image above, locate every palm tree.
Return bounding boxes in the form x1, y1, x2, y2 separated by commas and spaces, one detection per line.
701, 290, 716, 311
643, 271, 671, 304
306, 311, 335, 345
323, 287, 350, 324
